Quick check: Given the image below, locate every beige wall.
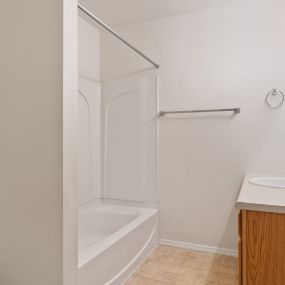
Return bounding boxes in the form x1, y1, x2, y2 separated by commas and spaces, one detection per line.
115, 0, 285, 251
0, 1, 77, 284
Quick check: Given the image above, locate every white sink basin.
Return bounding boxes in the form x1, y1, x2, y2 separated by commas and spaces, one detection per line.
249, 177, 285, 189
236, 174, 285, 213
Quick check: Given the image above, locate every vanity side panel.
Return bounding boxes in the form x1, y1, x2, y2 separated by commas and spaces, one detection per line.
238, 211, 242, 285
241, 210, 247, 285
245, 211, 285, 285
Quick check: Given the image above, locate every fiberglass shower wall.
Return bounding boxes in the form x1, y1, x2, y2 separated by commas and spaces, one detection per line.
101, 71, 157, 202
101, 29, 158, 203
78, 16, 101, 204
78, 14, 158, 205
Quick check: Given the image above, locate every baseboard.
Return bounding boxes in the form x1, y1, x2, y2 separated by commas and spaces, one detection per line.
159, 239, 238, 257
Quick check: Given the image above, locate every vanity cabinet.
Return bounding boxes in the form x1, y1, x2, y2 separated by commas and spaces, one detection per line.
238, 210, 285, 285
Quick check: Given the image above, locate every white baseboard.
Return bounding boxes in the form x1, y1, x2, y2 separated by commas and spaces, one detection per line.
159, 239, 238, 257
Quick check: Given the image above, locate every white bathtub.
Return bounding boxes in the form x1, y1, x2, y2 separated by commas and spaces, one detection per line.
78, 202, 158, 285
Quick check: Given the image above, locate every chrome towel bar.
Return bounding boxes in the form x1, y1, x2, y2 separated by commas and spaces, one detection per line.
159, 108, 241, 116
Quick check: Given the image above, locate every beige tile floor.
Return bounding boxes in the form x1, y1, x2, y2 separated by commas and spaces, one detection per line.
125, 246, 237, 285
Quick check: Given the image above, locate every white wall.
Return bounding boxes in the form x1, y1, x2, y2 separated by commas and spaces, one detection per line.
100, 30, 151, 81
0, 1, 78, 284
115, 0, 285, 250
78, 17, 101, 204
63, 0, 78, 284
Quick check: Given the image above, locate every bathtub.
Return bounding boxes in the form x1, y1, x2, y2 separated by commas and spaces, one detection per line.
78, 202, 158, 285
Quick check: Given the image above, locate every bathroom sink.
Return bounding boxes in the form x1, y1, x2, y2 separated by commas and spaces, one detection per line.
236, 175, 285, 213
249, 176, 285, 189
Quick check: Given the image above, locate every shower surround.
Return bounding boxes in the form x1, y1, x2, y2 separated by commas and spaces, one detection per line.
78, 11, 159, 284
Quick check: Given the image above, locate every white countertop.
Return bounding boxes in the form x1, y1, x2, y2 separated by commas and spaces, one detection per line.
236, 174, 285, 214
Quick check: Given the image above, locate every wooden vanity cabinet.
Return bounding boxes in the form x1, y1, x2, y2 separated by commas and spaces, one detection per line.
238, 210, 285, 285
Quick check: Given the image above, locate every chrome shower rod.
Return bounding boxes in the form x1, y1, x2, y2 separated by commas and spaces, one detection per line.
77, 4, 159, 69
159, 108, 241, 116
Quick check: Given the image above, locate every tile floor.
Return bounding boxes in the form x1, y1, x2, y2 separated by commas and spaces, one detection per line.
125, 246, 237, 285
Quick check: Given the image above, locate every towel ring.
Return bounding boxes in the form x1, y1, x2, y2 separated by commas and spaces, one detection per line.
265, 89, 284, 109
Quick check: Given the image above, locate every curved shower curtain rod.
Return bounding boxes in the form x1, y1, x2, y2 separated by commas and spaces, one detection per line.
78, 4, 160, 69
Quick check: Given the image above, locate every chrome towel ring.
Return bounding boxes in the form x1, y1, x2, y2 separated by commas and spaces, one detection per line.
266, 89, 284, 109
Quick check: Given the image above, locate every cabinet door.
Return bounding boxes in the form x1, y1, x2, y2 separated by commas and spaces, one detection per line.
244, 211, 285, 285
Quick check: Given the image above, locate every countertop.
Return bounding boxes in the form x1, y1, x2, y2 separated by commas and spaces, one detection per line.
236, 174, 285, 214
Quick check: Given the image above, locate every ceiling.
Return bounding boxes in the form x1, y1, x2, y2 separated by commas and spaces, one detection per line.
79, 0, 240, 26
